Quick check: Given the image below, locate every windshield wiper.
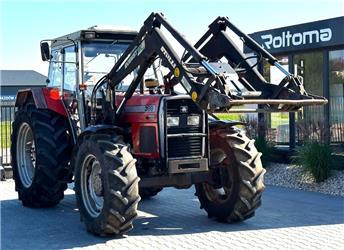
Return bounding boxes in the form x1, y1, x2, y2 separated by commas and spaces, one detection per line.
85, 40, 119, 65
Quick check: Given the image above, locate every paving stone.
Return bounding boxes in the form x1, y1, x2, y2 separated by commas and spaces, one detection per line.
1, 180, 343, 250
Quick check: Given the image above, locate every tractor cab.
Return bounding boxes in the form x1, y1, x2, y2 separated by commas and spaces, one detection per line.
40, 26, 165, 129
40, 26, 134, 120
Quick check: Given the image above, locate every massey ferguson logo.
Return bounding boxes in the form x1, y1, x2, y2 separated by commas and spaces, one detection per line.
261, 28, 332, 49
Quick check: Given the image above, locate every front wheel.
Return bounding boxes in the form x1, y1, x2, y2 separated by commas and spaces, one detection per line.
195, 126, 265, 222
74, 132, 140, 236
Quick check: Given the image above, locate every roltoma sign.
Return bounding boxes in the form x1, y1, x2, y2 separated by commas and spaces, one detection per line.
261, 28, 332, 50
245, 16, 344, 54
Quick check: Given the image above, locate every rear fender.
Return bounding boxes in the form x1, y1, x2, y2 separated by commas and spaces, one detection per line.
15, 88, 47, 109
15, 87, 67, 117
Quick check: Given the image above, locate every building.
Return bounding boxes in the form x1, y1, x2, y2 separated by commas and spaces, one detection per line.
0, 70, 47, 104
0, 70, 47, 166
245, 16, 344, 146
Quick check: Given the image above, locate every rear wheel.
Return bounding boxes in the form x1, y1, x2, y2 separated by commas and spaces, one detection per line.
195, 126, 265, 222
11, 104, 71, 207
74, 132, 140, 236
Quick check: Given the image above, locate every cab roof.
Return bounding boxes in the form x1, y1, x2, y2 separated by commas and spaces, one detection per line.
50, 25, 138, 48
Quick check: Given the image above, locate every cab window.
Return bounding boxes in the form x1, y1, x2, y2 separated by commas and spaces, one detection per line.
48, 49, 63, 88
63, 46, 77, 92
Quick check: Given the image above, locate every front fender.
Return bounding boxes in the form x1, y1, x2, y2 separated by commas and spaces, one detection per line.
208, 117, 245, 130
76, 125, 127, 145
69, 125, 128, 176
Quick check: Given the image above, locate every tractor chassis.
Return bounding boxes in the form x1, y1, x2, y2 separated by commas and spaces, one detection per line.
139, 169, 215, 189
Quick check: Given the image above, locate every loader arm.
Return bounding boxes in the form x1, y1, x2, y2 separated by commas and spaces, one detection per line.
91, 12, 244, 122
184, 16, 327, 112
91, 13, 327, 124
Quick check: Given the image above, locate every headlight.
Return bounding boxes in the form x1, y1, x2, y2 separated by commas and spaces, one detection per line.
187, 115, 200, 126
167, 116, 179, 127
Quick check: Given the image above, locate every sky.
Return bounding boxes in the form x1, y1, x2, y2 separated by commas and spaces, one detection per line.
0, 0, 343, 75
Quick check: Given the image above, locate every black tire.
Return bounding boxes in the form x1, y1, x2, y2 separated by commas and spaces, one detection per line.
74, 132, 140, 236
139, 187, 163, 199
195, 126, 265, 222
11, 103, 71, 207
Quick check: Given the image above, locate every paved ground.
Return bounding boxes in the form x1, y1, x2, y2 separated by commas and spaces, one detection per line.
1, 180, 344, 250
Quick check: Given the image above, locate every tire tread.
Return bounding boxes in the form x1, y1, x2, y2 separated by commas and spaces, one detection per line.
11, 104, 71, 207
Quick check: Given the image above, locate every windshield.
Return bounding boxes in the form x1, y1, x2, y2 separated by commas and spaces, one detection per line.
82, 41, 135, 96
82, 41, 168, 97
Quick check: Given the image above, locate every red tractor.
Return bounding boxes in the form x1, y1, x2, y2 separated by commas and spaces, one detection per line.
11, 13, 326, 235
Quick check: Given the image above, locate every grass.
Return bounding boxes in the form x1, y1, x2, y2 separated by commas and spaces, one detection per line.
217, 112, 290, 128
215, 113, 244, 121
270, 113, 289, 128
0, 121, 12, 148
254, 136, 274, 166
293, 141, 332, 182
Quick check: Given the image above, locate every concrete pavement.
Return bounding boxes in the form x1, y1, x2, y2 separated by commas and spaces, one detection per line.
1, 180, 344, 250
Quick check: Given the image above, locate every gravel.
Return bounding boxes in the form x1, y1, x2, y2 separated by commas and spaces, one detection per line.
264, 163, 344, 197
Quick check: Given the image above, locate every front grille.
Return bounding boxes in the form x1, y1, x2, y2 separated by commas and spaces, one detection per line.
168, 136, 203, 158
168, 127, 202, 134
166, 98, 204, 158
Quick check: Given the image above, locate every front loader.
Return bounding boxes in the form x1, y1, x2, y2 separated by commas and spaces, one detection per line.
11, 13, 327, 236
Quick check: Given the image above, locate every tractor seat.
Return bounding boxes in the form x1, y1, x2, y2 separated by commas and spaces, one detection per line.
145, 79, 162, 94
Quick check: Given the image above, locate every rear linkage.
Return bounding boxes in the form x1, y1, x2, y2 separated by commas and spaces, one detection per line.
91, 13, 327, 125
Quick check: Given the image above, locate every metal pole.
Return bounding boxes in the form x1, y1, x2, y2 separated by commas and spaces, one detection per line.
323, 50, 331, 144
77, 41, 86, 130
288, 54, 296, 149
257, 61, 266, 140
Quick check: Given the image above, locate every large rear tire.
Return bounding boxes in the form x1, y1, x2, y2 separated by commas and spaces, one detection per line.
74, 132, 140, 236
195, 126, 265, 222
11, 104, 71, 207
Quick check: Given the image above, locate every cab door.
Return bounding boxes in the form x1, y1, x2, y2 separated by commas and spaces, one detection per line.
62, 46, 78, 106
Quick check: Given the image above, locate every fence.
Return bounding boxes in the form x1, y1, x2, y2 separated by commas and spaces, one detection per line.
296, 97, 344, 144
330, 97, 344, 143
233, 98, 343, 146
0, 98, 343, 167
0, 103, 16, 166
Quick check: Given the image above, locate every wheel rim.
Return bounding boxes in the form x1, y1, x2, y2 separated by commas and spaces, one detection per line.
204, 167, 232, 203
203, 150, 234, 204
80, 154, 104, 218
16, 122, 36, 188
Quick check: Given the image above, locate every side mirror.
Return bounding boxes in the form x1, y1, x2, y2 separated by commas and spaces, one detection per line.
40, 42, 51, 61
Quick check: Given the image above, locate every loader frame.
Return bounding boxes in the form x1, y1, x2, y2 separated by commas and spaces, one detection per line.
90, 13, 326, 127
